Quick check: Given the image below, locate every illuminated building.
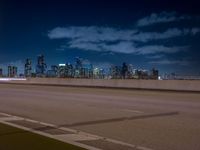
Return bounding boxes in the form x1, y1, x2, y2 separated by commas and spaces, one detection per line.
74, 57, 83, 78
122, 62, 128, 79
36, 55, 47, 77
46, 65, 58, 77
0, 68, 3, 77
24, 58, 32, 77
65, 63, 74, 78
110, 65, 121, 79
8, 66, 17, 77
58, 64, 66, 77
150, 68, 159, 79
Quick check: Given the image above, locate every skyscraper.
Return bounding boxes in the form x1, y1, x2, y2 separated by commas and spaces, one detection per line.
58, 64, 66, 78
122, 62, 128, 79
24, 58, 32, 77
0, 68, 3, 77
75, 57, 83, 78
110, 65, 121, 79
66, 63, 74, 78
36, 55, 47, 77
8, 66, 17, 77
150, 68, 159, 79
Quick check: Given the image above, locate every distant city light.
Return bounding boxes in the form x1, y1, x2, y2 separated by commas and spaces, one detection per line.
0, 78, 10, 81
0, 55, 160, 80
0, 78, 27, 81
59, 64, 66, 66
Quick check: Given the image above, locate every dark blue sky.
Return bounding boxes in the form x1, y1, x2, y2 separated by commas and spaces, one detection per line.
0, 0, 200, 75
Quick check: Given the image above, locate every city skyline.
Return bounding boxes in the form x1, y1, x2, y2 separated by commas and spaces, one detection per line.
0, 54, 159, 80
1, 0, 200, 75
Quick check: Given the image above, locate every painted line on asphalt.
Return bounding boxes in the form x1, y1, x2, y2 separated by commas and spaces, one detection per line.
0, 112, 154, 150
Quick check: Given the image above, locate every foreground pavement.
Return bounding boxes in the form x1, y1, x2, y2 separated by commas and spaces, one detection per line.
0, 121, 85, 150
0, 83, 200, 150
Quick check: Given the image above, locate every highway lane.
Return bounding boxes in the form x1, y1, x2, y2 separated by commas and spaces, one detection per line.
0, 83, 200, 150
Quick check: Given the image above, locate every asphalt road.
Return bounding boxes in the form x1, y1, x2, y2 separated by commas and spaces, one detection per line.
0, 83, 200, 150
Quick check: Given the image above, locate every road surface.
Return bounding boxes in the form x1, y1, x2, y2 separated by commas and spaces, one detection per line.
0, 83, 200, 150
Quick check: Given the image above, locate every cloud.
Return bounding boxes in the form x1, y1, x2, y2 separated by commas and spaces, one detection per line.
101, 42, 136, 53
48, 26, 137, 42
69, 40, 101, 51
132, 28, 200, 42
68, 39, 187, 54
191, 28, 200, 35
48, 26, 193, 54
56, 48, 65, 51
146, 54, 165, 59
132, 28, 183, 42
149, 59, 190, 66
68, 40, 136, 54
48, 26, 200, 44
136, 45, 187, 54
48, 14, 199, 55
137, 11, 190, 26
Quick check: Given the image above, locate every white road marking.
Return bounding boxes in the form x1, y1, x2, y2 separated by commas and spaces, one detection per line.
0, 112, 154, 150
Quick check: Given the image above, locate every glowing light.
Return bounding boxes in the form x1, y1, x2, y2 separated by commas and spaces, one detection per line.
59, 64, 66, 66
158, 76, 162, 80
0, 78, 27, 81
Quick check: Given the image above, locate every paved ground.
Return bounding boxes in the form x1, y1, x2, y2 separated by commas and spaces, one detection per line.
0, 122, 85, 150
0, 83, 200, 150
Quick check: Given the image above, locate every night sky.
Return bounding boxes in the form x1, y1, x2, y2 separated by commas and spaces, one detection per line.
0, 0, 200, 75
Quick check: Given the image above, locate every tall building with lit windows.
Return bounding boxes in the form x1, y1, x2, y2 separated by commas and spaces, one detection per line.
0, 68, 3, 77
8, 66, 17, 77
24, 58, 32, 77
36, 54, 47, 77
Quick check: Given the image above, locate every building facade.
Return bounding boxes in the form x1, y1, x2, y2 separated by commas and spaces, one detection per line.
8, 66, 17, 77
36, 55, 47, 77
0, 68, 3, 77
24, 58, 32, 77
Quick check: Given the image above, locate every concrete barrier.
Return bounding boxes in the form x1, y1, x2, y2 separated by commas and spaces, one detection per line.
4, 78, 200, 92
